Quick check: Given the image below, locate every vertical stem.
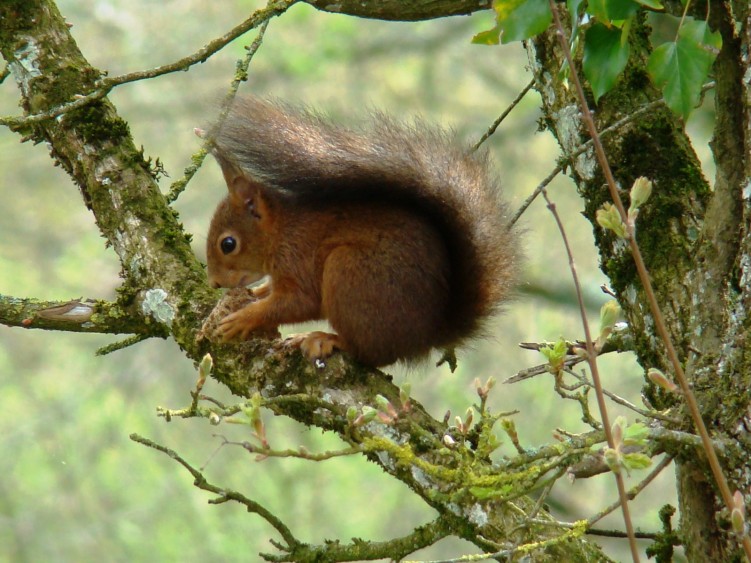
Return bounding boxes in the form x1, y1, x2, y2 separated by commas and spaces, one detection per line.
541, 189, 641, 563
545, 1, 751, 559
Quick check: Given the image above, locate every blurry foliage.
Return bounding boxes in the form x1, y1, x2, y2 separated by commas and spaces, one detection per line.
0, 0, 714, 560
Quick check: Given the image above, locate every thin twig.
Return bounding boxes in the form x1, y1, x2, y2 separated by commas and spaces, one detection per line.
130, 433, 300, 549
222, 437, 364, 461
587, 456, 674, 528
587, 528, 659, 540
529, 475, 560, 519
472, 78, 535, 152
0, 0, 294, 128
133, 434, 452, 562
408, 521, 586, 563
166, 19, 271, 202
508, 335, 633, 384
509, 98, 665, 227
509, 163, 563, 227
649, 426, 735, 456
546, 1, 751, 559
563, 367, 679, 424
539, 181, 640, 560
529, 519, 661, 540
504, 354, 584, 383
95, 334, 151, 356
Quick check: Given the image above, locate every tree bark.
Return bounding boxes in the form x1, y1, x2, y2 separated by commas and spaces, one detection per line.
530, 2, 751, 560
302, 0, 489, 21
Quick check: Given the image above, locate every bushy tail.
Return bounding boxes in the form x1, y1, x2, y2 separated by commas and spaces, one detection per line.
211, 97, 520, 345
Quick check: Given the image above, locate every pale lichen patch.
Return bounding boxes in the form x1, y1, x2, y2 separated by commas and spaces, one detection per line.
141, 288, 174, 327
467, 503, 489, 527
11, 37, 42, 85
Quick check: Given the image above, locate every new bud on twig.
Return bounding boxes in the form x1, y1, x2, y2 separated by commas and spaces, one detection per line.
399, 383, 412, 412
732, 490, 747, 535
599, 300, 621, 337
197, 353, 213, 389
353, 406, 378, 427
597, 300, 621, 351
540, 339, 568, 375
628, 177, 653, 219
648, 368, 679, 393
596, 202, 628, 239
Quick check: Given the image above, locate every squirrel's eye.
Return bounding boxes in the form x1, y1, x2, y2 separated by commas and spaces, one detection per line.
220, 236, 237, 255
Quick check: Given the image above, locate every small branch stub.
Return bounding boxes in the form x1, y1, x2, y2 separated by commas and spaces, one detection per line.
35, 300, 95, 323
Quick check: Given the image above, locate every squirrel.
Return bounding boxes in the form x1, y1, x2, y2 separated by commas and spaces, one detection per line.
205, 97, 520, 367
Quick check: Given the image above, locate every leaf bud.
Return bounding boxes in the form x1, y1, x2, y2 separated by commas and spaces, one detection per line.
647, 368, 678, 393
596, 202, 628, 238
629, 177, 653, 212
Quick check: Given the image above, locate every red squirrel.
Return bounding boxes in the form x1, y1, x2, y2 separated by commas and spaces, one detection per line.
205, 97, 519, 367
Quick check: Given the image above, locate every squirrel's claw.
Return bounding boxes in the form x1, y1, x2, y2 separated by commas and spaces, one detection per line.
216, 309, 257, 341
284, 331, 342, 363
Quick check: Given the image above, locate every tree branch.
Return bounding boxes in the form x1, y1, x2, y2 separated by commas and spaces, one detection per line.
529, 3, 751, 560
0, 295, 166, 336
130, 433, 301, 551
302, 0, 490, 21
0, 0, 295, 128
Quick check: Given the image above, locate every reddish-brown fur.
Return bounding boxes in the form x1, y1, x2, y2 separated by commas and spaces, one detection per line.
206, 98, 519, 367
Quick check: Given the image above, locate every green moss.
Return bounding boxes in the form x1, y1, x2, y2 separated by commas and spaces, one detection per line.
580, 96, 708, 287
70, 102, 130, 145
360, 435, 545, 505
0, 2, 40, 44
157, 206, 195, 250
563, 16, 711, 410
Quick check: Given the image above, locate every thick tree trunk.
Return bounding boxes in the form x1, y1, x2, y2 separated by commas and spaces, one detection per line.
530, 3, 751, 560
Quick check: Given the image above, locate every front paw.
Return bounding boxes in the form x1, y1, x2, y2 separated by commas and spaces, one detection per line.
198, 287, 256, 343
215, 308, 258, 341
212, 305, 280, 342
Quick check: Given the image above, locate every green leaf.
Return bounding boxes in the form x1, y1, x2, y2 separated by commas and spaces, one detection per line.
586, 0, 608, 21
540, 338, 568, 373
583, 22, 631, 101
623, 421, 649, 446
566, 0, 585, 40
623, 452, 652, 471
567, 0, 585, 17
634, 0, 663, 8
647, 19, 721, 120
587, 0, 639, 24
495, 0, 552, 43
471, 24, 502, 45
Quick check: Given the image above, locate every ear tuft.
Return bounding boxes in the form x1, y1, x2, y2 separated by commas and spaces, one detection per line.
215, 154, 270, 224
227, 176, 261, 214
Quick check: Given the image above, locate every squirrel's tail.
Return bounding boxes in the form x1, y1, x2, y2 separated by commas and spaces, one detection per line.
211, 97, 520, 348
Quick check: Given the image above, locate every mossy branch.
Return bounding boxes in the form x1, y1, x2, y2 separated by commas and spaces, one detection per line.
0, 295, 165, 336
302, 0, 489, 21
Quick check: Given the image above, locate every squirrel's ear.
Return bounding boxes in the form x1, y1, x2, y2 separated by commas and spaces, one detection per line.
217, 157, 270, 221
216, 157, 247, 195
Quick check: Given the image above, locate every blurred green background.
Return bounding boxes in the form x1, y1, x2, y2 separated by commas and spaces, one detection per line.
1, 1, 714, 561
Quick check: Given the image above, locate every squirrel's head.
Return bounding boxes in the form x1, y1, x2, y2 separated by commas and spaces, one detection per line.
206, 160, 274, 289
